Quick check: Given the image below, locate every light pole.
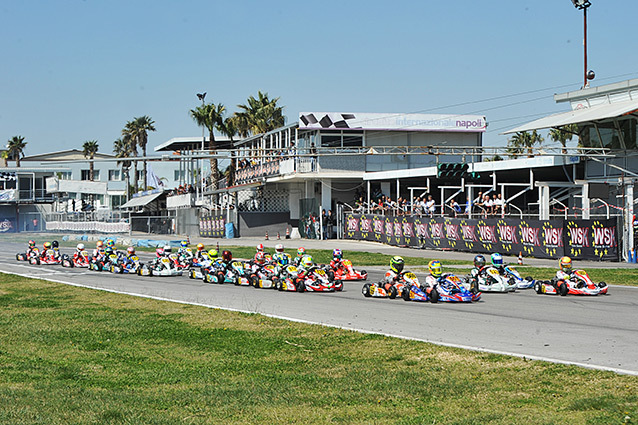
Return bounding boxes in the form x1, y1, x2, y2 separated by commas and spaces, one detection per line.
571, 0, 594, 88
196, 92, 206, 201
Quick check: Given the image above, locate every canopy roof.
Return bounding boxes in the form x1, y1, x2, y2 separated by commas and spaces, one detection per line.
120, 191, 163, 209
504, 98, 638, 134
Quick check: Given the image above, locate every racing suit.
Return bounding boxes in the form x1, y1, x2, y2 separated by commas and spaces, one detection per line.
329, 258, 344, 271
26, 246, 39, 259
555, 270, 573, 283
470, 266, 487, 281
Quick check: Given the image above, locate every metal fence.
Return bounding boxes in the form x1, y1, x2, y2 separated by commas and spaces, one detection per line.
130, 215, 176, 235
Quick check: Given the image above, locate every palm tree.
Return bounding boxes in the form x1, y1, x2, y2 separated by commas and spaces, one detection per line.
190, 102, 226, 193
1, 151, 8, 167
507, 130, 544, 158
549, 124, 578, 153
235, 91, 285, 136
7, 136, 27, 167
82, 140, 99, 181
219, 115, 239, 186
123, 116, 156, 191
114, 137, 134, 200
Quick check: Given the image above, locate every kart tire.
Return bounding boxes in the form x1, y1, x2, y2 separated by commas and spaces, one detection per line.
525, 276, 533, 282
401, 286, 410, 301
429, 288, 439, 304
598, 282, 607, 288
534, 281, 543, 294
189, 270, 195, 279
335, 280, 343, 291
558, 281, 568, 296
275, 278, 283, 291
328, 270, 335, 281
250, 276, 259, 288
32, 257, 41, 265
360, 270, 367, 277
216, 272, 225, 285
297, 282, 306, 293
362, 283, 371, 297
110, 265, 115, 273
388, 285, 397, 299
15, 253, 21, 261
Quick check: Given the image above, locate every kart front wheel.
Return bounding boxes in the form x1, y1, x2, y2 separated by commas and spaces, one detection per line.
388, 285, 397, 299
534, 281, 543, 294
401, 287, 410, 301
598, 281, 607, 288
362, 283, 371, 297
429, 288, 439, 304
297, 282, 306, 293
558, 281, 568, 296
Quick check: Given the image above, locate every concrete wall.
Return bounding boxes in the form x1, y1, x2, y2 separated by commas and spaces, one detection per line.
175, 208, 199, 238
237, 212, 292, 237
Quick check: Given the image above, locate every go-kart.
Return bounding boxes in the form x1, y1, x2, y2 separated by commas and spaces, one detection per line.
466, 266, 517, 293
61, 251, 90, 268
274, 265, 306, 292
139, 256, 183, 277
399, 271, 438, 303
361, 281, 398, 298
89, 253, 118, 271
434, 274, 481, 302
16, 248, 39, 262
502, 265, 535, 289
203, 260, 249, 285
31, 250, 61, 265
298, 267, 343, 292
188, 259, 214, 280
327, 259, 367, 281
247, 263, 278, 289
111, 255, 144, 274
534, 270, 608, 296
170, 251, 194, 270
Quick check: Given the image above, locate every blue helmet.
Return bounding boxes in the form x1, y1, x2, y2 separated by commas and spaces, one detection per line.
180, 240, 189, 248
491, 253, 503, 266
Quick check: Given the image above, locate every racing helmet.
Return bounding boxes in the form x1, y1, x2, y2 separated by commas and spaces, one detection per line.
105, 247, 114, 255
180, 240, 189, 248
491, 253, 503, 266
52, 240, 59, 249
256, 243, 264, 252
264, 253, 272, 263
559, 256, 572, 273
106, 239, 115, 248
279, 254, 289, 266
473, 255, 486, 268
428, 260, 442, 277
275, 244, 284, 253
390, 256, 404, 274
127, 247, 135, 255
156, 248, 164, 256
222, 250, 232, 262
96, 240, 104, 248
297, 247, 306, 257
77, 243, 85, 251
163, 245, 172, 254
196, 243, 205, 251
44, 242, 51, 250
28, 240, 35, 247
302, 255, 313, 268
208, 249, 218, 259
333, 248, 342, 260
255, 252, 265, 264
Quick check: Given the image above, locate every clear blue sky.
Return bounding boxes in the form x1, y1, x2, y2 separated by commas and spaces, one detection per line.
1, 0, 637, 156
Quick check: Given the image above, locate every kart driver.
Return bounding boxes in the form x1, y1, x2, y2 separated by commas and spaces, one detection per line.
40, 242, 53, 259
469, 255, 487, 280
126, 247, 137, 260
178, 240, 193, 259
293, 247, 306, 266
329, 249, 344, 270
490, 253, 506, 274
384, 256, 405, 286
272, 244, 292, 268
556, 256, 574, 281
295, 255, 316, 282
26, 240, 39, 258
74, 243, 86, 259
194, 243, 207, 261
424, 260, 445, 289
51, 240, 61, 259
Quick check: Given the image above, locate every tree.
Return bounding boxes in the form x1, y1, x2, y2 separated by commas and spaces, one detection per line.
219, 115, 239, 186
7, 136, 27, 167
507, 130, 544, 158
549, 124, 579, 153
235, 91, 285, 137
190, 102, 226, 193
1, 151, 8, 167
82, 140, 99, 181
114, 137, 135, 199
123, 116, 156, 191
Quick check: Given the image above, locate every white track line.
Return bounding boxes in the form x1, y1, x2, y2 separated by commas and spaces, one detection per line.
3, 269, 637, 377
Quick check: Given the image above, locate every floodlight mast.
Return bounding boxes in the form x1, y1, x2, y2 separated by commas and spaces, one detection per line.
571, 0, 592, 88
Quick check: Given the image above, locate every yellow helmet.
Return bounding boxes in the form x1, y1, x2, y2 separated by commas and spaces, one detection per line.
559, 256, 572, 272
390, 256, 404, 274
428, 260, 442, 277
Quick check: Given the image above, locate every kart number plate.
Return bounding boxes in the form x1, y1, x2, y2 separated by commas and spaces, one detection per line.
404, 272, 417, 279
315, 269, 325, 276
162, 258, 170, 263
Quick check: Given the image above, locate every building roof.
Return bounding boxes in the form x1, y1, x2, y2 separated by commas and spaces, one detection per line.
22, 149, 114, 161
504, 97, 638, 134
154, 136, 235, 152
120, 191, 164, 209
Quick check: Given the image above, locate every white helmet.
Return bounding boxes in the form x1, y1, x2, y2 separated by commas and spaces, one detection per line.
77, 243, 85, 250
275, 244, 284, 253
163, 245, 172, 253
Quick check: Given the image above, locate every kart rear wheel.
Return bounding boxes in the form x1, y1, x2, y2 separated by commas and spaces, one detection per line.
388, 285, 397, 299
216, 272, 225, 284
598, 281, 607, 288
335, 280, 343, 291
429, 288, 439, 304
15, 253, 21, 261
469, 278, 479, 294
360, 270, 367, 277
189, 270, 196, 279
558, 281, 568, 296
401, 287, 410, 301
250, 276, 259, 288
328, 270, 335, 281
362, 283, 371, 297
533, 281, 543, 294
525, 276, 533, 282
275, 278, 283, 291
297, 282, 306, 293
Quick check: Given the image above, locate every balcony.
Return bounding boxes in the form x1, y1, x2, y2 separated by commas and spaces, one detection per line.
167, 192, 195, 209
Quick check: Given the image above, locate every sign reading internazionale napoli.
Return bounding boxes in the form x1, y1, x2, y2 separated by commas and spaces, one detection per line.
299, 112, 486, 132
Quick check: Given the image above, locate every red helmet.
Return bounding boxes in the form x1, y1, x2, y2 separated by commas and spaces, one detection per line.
28, 240, 35, 247
156, 248, 163, 256
196, 243, 205, 251
222, 250, 232, 261
96, 240, 104, 248
255, 252, 265, 264
127, 247, 135, 255
256, 243, 264, 252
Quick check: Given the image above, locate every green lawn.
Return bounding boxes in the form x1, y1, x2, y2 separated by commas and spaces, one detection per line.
0, 273, 636, 424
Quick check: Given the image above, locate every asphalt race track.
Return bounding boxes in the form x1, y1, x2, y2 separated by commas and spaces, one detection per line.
2, 241, 637, 375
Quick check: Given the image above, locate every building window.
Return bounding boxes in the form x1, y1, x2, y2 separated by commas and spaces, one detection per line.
108, 169, 121, 181
174, 170, 186, 181
58, 172, 72, 180
110, 195, 126, 208
81, 170, 100, 180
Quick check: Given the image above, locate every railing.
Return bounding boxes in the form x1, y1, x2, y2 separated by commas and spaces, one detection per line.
18, 189, 54, 202
234, 160, 281, 185
167, 192, 195, 209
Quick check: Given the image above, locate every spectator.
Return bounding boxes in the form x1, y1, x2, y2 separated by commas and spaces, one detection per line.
425, 195, 436, 217
495, 193, 505, 216
483, 194, 493, 217
327, 209, 335, 239
321, 209, 328, 240
449, 199, 462, 217
310, 142, 317, 171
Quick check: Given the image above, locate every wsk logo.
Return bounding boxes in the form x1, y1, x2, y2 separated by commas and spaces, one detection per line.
360, 218, 372, 233
445, 223, 460, 240
543, 228, 563, 247
521, 227, 540, 246
347, 218, 359, 232
593, 227, 616, 247
461, 225, 477, 241
570, 227, 590, 247
430, 222, 445, 239
498, 225, 518, 244
478, 225, 497, 243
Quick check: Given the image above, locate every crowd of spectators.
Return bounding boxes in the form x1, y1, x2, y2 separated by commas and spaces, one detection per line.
351, 192, 507, 218
167, 184, 195, 197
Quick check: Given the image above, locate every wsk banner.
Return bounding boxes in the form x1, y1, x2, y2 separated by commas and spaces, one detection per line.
345, 214, 619, 261
199, 214, 226, 238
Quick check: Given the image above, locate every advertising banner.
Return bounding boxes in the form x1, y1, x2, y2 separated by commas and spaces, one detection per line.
345, 214, 619, 261
0, 218, 14, 233
299, 112, 486, 132
199, 213, 226, 238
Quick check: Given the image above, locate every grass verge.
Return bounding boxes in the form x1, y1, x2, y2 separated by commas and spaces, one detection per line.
0, 273, 637, 424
